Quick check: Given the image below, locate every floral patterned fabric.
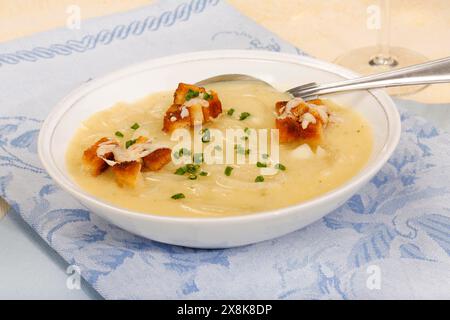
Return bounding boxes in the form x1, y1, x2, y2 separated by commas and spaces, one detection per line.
0, 0, 449, 299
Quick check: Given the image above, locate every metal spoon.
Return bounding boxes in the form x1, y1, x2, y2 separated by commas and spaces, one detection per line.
195, 56, 450, 100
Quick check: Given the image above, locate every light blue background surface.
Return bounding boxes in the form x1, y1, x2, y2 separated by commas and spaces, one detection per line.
0, 0, 449, 299
0, 210, 100, 299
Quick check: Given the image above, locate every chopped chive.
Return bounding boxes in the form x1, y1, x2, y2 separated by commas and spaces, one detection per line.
171, 193, 185, 200
255, 175, 265, 182
227, 108, 235, 116
125, 139, 137, 149
115, 131, 124, 138
186, 164, 200, 174
224, 166, 233, 176
193, 153, 204, 164
201, 128, 211, 143
199, 171, 208, 176
188, 174, 197, 180
130, 123, 140, 130
175, 166, 187, 175
180, 148, 191, 156
275, 163, 286, 171
241, 136, 249, 141
174, 148, 191, 159
203, 92, 213, 100
256, 161, 267, 168
235, 145, 250, 155
185, 89, 199, 101
239, 112, 251, 121
244, 127, 250, 134
262, 153, 269, 159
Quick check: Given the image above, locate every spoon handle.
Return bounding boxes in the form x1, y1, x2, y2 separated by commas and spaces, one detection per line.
288, 56, 450, 98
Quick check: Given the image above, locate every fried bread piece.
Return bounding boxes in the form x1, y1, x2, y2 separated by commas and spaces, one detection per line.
82, 138, 117, 176
163, 83, 222, 133
111, 137, 171, 185
83, 136, 172, 187
111, 161, 142, 187
163, 104, 192, 133
275, 99, 329, 143
142, 148, 172, 172
133, 137, 172, 171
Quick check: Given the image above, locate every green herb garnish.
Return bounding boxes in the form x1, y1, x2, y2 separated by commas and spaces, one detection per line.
224, 166, 234, 176
115, 131, 124, 138
256, 162, 267, 168
227, 108, 235, 116
174, 148, 191, 159
275, 163, 286, 171
130, 123, 140, 130
239, 112, 251, 121
185, 89, 199, 101
203, 92, 213, 100
175, 167, 187, 175
199, 171, 208, 176
201, 128, 211, 143
175, 164, 202, 178
235, 145, 250, 155
125, 139, 137, 149
180, 148, 191, 156
262, 153, 269, 159
171, 193, 185, 200
186, 164, 200, 174
255, 175, 265, 183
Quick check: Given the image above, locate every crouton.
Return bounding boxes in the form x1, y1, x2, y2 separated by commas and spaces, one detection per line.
276, 118, 302, 143
275, 99, 327, 143
202, 91, 222, 120
163, 83, 222, 133
276, 118, 323, 143
173, 83, 205, 105
163, 104, 192, 133
112, 161, 142, 187
275, 101, 287, 115
82, 138, 116, 176
142, 148, 172, 171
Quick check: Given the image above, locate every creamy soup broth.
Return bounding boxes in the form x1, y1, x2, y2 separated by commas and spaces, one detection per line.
66, 81, 373, 217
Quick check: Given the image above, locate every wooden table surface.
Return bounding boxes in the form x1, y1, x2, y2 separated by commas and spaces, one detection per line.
1, 0, 449, 217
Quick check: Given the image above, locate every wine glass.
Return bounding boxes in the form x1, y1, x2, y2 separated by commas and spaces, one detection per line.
334, 0, 428, 95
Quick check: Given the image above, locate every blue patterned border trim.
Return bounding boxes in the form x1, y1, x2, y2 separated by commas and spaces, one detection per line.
0, 0, 220, 67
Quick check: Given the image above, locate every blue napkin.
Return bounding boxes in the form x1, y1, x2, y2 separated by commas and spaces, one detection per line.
0, 0, 449, 299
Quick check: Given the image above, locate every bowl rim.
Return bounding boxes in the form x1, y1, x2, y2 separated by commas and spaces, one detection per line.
38, 49, 401, 225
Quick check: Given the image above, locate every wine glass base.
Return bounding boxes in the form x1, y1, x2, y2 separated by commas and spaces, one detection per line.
334, 46, 428, 96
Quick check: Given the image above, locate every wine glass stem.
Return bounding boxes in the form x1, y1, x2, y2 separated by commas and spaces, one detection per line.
369, 0, 398, 67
